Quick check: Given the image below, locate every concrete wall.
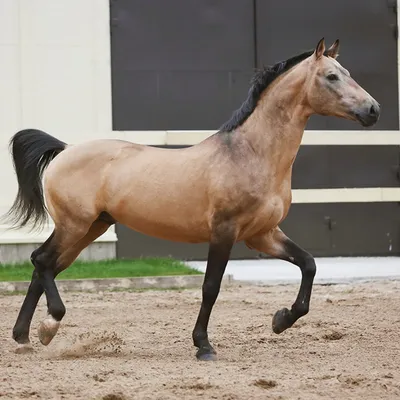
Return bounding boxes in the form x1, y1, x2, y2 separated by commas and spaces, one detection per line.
0, 0, 116, 262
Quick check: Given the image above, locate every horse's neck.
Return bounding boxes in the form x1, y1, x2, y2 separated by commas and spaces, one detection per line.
241, 75, 310, 174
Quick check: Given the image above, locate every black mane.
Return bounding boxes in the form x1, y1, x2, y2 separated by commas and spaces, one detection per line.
219, 49, 319, 132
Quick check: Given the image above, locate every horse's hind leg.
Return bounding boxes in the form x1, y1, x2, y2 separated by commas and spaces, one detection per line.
13, 271, 45, 353
55, 218, 112, 271
245, 227, 316, 334
36, 218, 113, 346
12, 217, 112, 351
12, 231, 59, 353
30, 228, 78, 346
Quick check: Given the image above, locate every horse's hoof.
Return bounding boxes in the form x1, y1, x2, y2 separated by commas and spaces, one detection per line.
196, 347, 218, 361
197, 352, 218, 361
272, 307, 292, 334
15, 343, 33, 354
38, 316, 60, 346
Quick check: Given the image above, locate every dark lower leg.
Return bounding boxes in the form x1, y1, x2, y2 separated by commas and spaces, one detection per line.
12, 233, 56, 348
12, 270, 44, 346
32, 248, 66, 322
35, 220, 111, 345
272, 239, 316, 334
29, 236, 66, 345
192, 238, 233, 361
41, 269, 66, 320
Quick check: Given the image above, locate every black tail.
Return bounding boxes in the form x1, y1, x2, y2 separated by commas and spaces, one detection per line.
4, 129, 67, 231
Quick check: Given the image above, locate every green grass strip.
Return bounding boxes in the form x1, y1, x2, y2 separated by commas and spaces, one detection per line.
0, 257, 201, 282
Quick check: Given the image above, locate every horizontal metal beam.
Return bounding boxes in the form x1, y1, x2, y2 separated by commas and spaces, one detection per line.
292, 187, 400, 203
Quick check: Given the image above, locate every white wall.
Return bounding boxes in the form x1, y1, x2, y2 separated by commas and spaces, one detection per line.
0, 0, 116, 243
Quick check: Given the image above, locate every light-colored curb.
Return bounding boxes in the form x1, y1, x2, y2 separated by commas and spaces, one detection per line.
0, 274, 234, 293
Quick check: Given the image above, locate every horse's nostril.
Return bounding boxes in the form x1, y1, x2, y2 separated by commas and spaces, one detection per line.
370, 105, 377, 116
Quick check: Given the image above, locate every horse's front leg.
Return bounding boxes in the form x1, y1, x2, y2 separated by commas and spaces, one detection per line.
192, 222, 235, 361
245, 227, 317, 333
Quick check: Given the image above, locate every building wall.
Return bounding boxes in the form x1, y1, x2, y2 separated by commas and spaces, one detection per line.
0, 1, 399, 262
0, 0, 117, 262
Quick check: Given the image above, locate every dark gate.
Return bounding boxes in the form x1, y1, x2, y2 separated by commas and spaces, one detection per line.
110, 0, 255, 131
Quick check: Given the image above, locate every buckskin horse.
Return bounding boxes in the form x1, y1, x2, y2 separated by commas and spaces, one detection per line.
5, 38, 380, 360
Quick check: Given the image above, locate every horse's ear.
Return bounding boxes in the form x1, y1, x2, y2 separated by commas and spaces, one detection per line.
327, 39, 340, 59
314, 37, 325, 59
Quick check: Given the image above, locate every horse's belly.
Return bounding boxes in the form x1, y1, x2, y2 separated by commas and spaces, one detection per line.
110, 202, 211, 243
125, 218, 210, 243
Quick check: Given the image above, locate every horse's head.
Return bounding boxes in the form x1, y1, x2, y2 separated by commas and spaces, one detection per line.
305, 38, 380, 127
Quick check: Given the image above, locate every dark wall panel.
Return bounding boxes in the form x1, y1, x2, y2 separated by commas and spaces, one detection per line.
279, 204, 332, 256
111, 0, 254, 71
327, 146, 400, 188
111, 71, 159, 130
255, 0, 398, 130
329, 203, 400, 256
282, 203, 400, 257
292, 145, 400, 189
291, 147, 330, 189
157, 72, 232, 130
110, 0, 255, 130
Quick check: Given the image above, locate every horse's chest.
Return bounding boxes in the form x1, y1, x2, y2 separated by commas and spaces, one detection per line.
237, 192, 291, 240
259, 197, 286, 225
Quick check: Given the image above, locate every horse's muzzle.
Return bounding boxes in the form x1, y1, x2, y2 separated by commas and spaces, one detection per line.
354, 101, 381, 127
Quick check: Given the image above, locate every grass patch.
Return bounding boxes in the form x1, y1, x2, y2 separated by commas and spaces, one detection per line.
0, 257, 201, 282
1, 287, 191, 296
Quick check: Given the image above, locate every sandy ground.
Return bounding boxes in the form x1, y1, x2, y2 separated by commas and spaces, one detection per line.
1, 280, 400, 400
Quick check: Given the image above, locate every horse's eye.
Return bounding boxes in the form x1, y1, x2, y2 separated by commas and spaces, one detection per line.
327, 74, 339, 82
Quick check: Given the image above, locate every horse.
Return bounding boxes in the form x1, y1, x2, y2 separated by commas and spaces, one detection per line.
5, 38, 380, 360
